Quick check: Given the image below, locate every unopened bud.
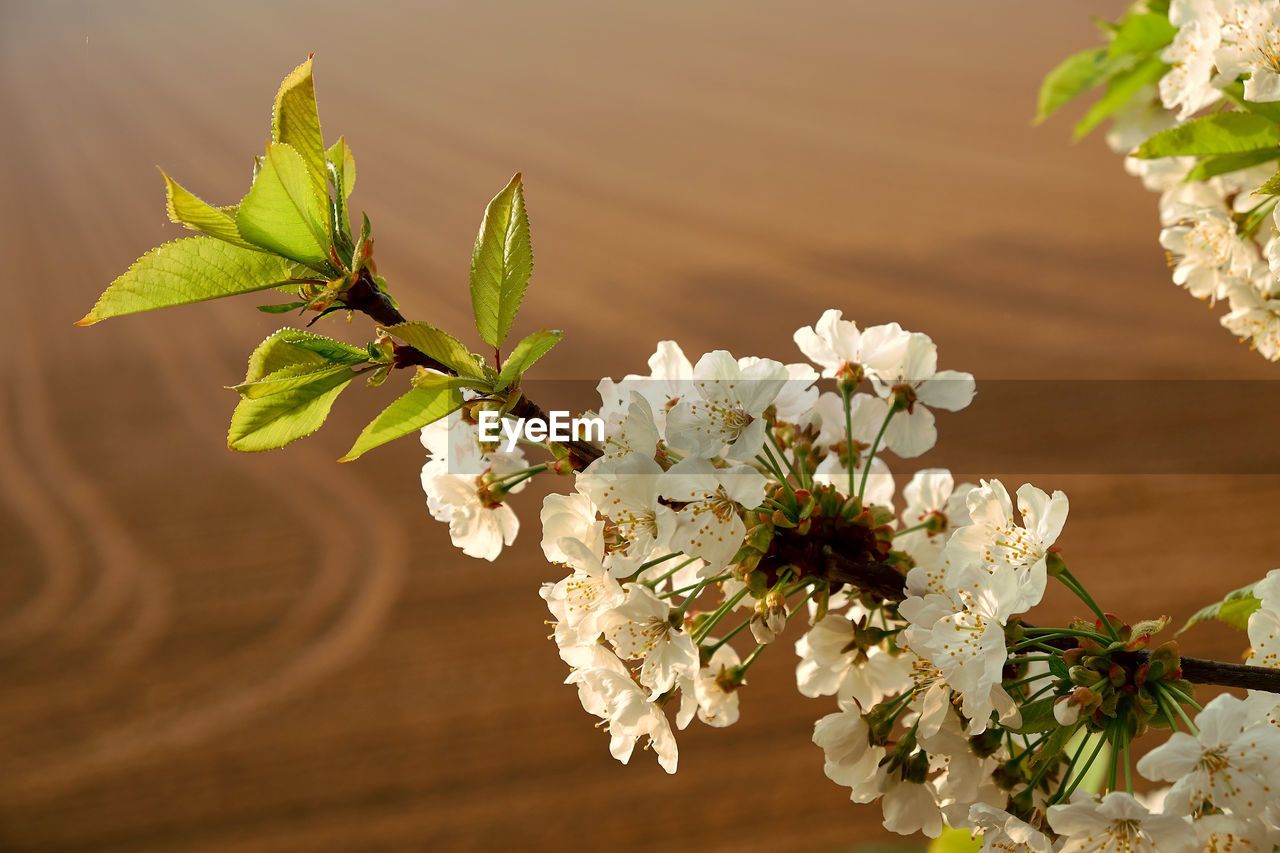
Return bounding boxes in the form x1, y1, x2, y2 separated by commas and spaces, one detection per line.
1054, 695, 1081, 726
836, 362, 864, 395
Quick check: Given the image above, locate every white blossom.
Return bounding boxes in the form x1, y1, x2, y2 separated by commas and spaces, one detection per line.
659, 457, 766, 570
1217, 2, 1280, 103
565, 665, 679, 773
665, 350, 789, 461
677, 643, 742, 729
813, 701, 886, 803
1048, 792, 1193, 853
967, 804, 1052, 853
1160, 7, 1224, 119
1136, 693, 1280, 816
942, 479, 1067, 614
864, 329, 975, 459
602, 583, 700, 697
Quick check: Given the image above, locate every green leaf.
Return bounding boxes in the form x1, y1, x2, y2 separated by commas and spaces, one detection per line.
256, 301, 307, 313
1037, 47, 1111, 123
1184, 148, 1280, 181
1221, 83, 1280, 123
78, 237, 293, 325
926, 827, 981, 853
326, 136, 357, 245
326, 136, 356, 203
286, 336, 373, 365
1106, 12, 1176, 60
1048, 655, 1071, 680
233, 361, 359, 399
228, 369, 353, 452
272, 56, 327, 184
236, 142, 333, 266
1179, 581, 1262, 634
241, 328, 369, 383
1135, 112, 1280, 158
340, 374, 464, 461
470, 173, 533, 348
1008, 697, 1058, 735
384, 320, 488, 380
159, 169, 258, 250
498, 328, 562, 387
1074, 55, 1168, 140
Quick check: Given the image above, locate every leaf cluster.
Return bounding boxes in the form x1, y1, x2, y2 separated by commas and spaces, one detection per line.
79, 57, 563, 460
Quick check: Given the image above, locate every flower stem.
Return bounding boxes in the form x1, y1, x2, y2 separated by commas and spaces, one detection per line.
640, 555, 697, 588
858, 404, 894, 500
1058, 569, 1119, 640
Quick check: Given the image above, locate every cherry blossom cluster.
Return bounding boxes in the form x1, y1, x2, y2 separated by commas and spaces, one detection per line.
1098, 0, 1280, 359
416, 308, 1280, 848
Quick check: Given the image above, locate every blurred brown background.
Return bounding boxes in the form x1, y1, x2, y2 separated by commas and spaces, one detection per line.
2, 1, 1279, 850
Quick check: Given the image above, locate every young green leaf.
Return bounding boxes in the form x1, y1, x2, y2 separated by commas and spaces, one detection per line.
233, 361, 361, 399
1221, 84, 1280, 123
1074, 55, 1167, 140
1037, 47, 1111, 123
159, 169, 258, 250
1106, 12, 1176, 60
1184, 148, 1280, 182
242, 328, 369, 383
228, 369, 354, 452
326, 136, 357, 245
383, 320, 487, 380
1179, 581, 1261, 633
498, 328, 562, 388
256, 301, 308, 313
470, 173, 532, 349
272, 56, 327, 184
340, 373, 464, 461
326, 137, 356, 203
1135, 112, 1280, 158
77, 237, 293, 325
236, 142, 333, 266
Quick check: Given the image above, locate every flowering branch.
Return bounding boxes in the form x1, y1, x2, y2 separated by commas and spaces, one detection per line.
78, 54, 1280, 848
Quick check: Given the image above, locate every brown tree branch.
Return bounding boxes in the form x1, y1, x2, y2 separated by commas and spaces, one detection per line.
819, 550, 1280, 695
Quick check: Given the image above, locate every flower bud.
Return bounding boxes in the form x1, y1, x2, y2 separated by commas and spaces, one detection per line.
1053, 695, 1081, 726
835, 362, 864, 395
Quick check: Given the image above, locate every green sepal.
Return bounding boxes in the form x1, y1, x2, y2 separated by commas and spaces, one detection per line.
340, 373, 465, 461
1257, 169, 1280, 196
470, 173, 532, 348
78, 237, 293, 325
498, 328, 562, 388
